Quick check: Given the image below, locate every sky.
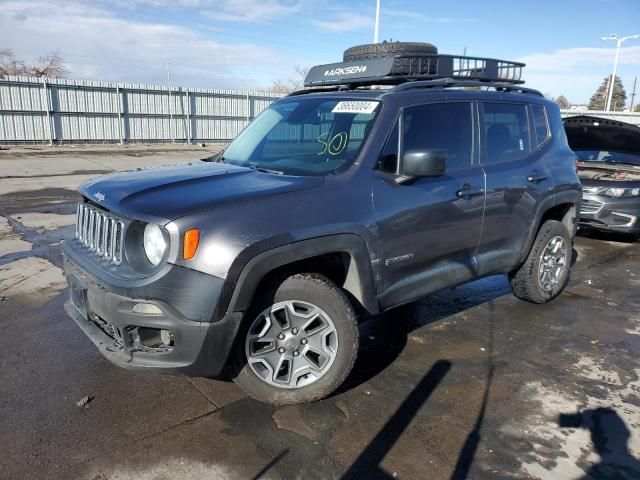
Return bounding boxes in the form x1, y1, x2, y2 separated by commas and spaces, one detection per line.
1, 0, 639, 105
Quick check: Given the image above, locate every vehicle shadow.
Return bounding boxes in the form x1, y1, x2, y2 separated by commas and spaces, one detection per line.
249, 449, 290, 480
448, 301, 496, 480
577, 227, 639, 243
342, 292, 500, 480
558, 407, 640, 479
340, 303, 498, 480
341, 359, 453, 479
571, 247, 579, 267
336, 275, 510, 395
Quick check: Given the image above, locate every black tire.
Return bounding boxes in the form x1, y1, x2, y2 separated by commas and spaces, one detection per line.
343, 41, 438, 62
510, 220, 572, 304
233, 273, 358, 404
344, 42, 439, 76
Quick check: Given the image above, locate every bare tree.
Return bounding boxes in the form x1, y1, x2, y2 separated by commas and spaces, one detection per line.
0, 49, 69, 78
270, 66, 310, 94
0, 49, 28, 76
30, 52, 69, 78
554, 95, 571, 109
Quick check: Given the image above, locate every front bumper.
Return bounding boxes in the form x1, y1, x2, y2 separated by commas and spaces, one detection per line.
579, 193, 640, 234
63, 253, 243, 377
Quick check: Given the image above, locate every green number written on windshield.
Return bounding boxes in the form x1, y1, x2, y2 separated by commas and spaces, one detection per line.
317, 131, 349, 156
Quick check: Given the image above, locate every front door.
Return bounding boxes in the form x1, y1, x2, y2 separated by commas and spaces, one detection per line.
372, 101, 486, 307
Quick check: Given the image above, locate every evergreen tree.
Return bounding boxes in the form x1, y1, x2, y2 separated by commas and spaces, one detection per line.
588, 76, 627, 111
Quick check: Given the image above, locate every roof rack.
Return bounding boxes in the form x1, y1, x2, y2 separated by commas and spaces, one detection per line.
289, 78, 542, 98
303, 53, 526, 90
392, 79, 543, 96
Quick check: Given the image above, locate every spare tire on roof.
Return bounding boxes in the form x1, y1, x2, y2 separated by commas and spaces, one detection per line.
343, 41, 438, 62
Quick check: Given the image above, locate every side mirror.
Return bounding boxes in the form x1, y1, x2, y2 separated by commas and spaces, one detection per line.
399, 149, 447, 181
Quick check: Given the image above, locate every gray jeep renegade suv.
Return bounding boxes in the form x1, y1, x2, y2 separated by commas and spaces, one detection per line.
63, 43, 582, 404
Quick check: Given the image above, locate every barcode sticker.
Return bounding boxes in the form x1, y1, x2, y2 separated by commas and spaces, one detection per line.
332, 101, 380, 114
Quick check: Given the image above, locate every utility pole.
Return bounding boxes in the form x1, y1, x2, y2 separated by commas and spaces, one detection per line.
602, 33, 639, 112
374, 0, 381, 43
630, 76, 637, 112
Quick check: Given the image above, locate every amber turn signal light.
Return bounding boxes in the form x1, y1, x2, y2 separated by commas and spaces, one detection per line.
183, 228, 200, 260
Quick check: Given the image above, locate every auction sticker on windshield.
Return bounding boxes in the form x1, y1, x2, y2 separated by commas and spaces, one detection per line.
332, 101, 380, 114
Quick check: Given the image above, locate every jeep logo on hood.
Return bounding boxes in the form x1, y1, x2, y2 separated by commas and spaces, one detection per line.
324, 65, 368, 77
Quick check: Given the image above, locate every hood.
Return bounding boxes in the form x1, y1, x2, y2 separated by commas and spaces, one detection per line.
564, 115, 640, 156
79, 161, 324, 224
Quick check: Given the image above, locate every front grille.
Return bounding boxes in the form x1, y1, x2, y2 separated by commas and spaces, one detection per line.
75, 203, 125, 265
581, 198, 604, 215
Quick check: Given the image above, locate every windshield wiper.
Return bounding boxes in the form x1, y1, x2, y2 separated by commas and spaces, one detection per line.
249, 165, 285, 175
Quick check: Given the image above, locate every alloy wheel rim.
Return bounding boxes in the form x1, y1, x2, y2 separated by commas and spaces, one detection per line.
538, 235, 568, 292
245, 300, 339, 389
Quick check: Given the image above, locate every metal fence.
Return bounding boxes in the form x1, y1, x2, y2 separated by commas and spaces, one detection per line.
560, 109, 640, 126
2, 75, 639, 145
0, 75, 281, 144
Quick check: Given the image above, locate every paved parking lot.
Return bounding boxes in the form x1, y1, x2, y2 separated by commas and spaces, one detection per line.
0, 146, 639, 480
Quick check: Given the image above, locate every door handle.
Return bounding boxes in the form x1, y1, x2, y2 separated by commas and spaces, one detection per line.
527, 172, 549, 183
456, 186, 484, 198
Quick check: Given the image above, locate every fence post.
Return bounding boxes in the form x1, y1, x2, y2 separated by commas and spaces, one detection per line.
246, 92, 251, 123
116, 85, 124, 145
42, 79, 53, 146
168, 85, 175, 144
186, 89, 192, 145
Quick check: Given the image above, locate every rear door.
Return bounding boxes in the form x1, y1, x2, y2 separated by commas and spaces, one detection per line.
372, 101, 486, 306
476, 101, 554, 274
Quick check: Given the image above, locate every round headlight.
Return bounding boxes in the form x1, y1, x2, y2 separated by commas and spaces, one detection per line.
143, 224, 167, 266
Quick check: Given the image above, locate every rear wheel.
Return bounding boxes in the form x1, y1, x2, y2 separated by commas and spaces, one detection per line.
233, 273, 358, 404
510, 220, 571, 303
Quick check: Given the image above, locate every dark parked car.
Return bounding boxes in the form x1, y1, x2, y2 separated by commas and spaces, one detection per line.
63, 43, 582, 404
564, 115, 640, 239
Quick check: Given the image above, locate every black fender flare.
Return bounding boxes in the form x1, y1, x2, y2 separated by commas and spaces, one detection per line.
220, 234, 379, 317
519, 190, 581, 264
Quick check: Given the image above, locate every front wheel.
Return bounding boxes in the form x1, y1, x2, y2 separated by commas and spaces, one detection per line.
510, 220, 572, 303
233, 273, 358, 404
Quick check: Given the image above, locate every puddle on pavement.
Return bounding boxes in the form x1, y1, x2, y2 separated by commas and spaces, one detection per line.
498, 356, 640, 480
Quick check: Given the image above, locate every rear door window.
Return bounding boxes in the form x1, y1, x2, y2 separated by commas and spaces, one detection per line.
482, 102, 531, 164
531, 104, 551, 147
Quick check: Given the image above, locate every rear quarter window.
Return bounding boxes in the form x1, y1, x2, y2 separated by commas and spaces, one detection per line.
531, 104, 551, 147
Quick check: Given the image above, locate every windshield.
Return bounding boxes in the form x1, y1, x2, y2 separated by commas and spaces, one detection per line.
576, 150, 640, 167
222, 98, 381, 175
